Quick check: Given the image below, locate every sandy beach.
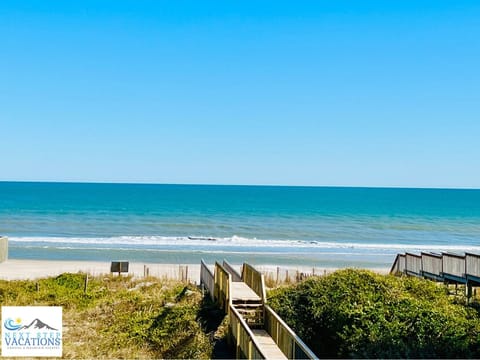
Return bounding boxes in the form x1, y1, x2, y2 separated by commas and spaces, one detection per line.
0, 259, 201, 282
0, 259, 389, 283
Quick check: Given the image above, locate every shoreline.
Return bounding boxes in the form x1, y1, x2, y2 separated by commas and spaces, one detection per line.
0, 259, 389, 283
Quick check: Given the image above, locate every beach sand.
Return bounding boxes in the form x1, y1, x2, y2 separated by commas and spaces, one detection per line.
0, 259, 201, 282
0, 259, 389, 283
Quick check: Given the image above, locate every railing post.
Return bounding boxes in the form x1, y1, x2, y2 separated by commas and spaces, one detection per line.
236, 322, 241, 358
248, 339, 252, 359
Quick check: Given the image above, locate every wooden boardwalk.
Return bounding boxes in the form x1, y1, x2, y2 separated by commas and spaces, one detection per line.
391, 252, 480, 299
251, 330, 287, 360
200, 259, 318, 360
231, 282, 261, 302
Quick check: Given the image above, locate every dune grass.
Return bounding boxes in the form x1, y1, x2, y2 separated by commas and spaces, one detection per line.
0, 273, 213, 359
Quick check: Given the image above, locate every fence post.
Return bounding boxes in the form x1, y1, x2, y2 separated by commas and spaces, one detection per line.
84, 274, 89, 294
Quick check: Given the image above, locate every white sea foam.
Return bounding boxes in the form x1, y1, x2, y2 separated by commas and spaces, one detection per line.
8, 235, 480, 253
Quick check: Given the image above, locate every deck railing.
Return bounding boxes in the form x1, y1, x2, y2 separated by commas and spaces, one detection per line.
223, 260, 242, 282
242, 263, 266, 302
391, 252, 480, 301
215, 262, 232, 312
466, 253, 480, 280
200, 259, 215, 301
264, 305, 318, 359
229, 305, 266, 359
405, 253, 422, 275
421, 252, 442, 278
442, 253, 465, 279
390, 254, 406, 274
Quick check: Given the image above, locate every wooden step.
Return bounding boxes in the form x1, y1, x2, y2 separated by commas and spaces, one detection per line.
234, 303, 262, 308
234, 304, 264, 327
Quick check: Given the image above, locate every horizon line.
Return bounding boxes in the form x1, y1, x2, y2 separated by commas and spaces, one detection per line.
0, 180, 479, 191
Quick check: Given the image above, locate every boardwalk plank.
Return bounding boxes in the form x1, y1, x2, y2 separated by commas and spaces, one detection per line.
231, 282, 262, 301
252, 330, 288, 359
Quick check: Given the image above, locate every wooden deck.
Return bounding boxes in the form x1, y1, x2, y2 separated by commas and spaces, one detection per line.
252, 330, 288, 359
231, 282, 262, 301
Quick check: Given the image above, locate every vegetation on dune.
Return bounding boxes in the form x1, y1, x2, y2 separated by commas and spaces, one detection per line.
0, 273, 214, 359
268, 269, 480, 359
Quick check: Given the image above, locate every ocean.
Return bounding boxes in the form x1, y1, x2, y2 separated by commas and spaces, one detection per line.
1, 182, 479, 268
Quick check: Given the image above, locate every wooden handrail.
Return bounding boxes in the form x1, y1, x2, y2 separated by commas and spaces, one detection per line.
242, 263, 266, 302
264, 305, 318, 359
215, 261, 232, 312
229, 305, 267, 359
223, 260, 242, 282
200, 259, 215, 301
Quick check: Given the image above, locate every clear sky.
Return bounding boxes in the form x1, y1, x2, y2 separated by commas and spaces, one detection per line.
1, 1, 479, 188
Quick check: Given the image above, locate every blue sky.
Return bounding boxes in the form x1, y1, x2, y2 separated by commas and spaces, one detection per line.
1, 1, 479, 188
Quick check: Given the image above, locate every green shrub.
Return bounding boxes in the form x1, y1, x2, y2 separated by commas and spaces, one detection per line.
268, 269, 480, 358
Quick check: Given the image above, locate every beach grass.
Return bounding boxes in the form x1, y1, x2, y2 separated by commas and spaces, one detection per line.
0, 273, 214, 359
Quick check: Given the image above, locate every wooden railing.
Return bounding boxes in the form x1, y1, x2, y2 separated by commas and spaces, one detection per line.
405, 253, 422, 275
391, 252, 480, 286
200, 259, 215, 301
242, 263, 266, 302
442, 253, 465, 279
223, 260, 242, 282
421, 252, 442, 277
466, 253, 480, 280
215, 262, 232, 312
264, 305, 318, 359
390, 254, 406, 274
229, 305, 266, 359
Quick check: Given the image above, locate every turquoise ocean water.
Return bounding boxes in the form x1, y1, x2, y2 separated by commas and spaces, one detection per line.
1, 182, 479, 268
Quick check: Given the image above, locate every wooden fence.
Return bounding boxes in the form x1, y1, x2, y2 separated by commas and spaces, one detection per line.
264, 305, 318, 359
0, 237, 7, 263
242, 263, 266, 302
229, 305, 266, 359
214, 262, 232, 312
200, 259, 215, 301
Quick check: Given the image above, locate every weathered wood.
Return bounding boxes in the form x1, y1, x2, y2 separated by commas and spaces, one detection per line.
251, 330, 287, 360
231, 282, 262, 302
442, 253, 466, 281
390, 254, 406, 274
214, 262, 232, 312
223, 260, 242, 282
200, 259, 215, 301
242, 263, 267, 302
392, 252, 480, 286
405, 253, 422, 276
205, 260, 318, 359
421, 252, 442, 280
229, 305, 266, 359
466, 253, 480, 284
264, 305, 318, 360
